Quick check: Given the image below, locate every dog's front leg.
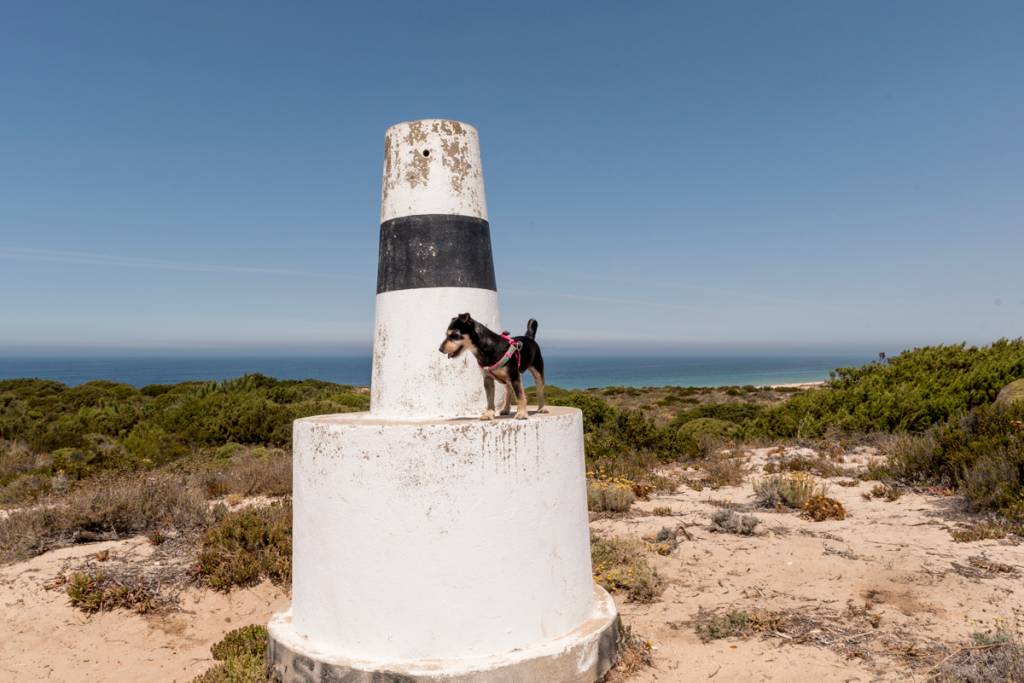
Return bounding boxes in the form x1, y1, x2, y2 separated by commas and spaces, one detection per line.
481, 373, 496, 420
500, 380, 513, 415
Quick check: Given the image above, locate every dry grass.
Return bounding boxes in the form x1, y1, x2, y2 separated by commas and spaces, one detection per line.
699, 450, 748, 488
652, 506, 673, 516
0, 472, 210, 563
753, 472, 826, 509
865, 483, 902, 502
587, 479, 636, 513
193, 448, 292, 499
930, 630, 1024, 682
600, 621, 654, 682
950, 518, 1024, 543
591, 535, 663, 603
65, 570, 166, 614
763, 454, 847, 478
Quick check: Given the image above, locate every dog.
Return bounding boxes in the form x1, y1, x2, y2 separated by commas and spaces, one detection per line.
439, 313, 547, 420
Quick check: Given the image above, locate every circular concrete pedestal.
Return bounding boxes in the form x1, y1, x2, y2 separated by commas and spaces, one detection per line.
270, 406, 616, 682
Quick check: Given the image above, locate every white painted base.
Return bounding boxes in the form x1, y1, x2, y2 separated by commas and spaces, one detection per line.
268, 585, 618, 683
285, 407, 602, 663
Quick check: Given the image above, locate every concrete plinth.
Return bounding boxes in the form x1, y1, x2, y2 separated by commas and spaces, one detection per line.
268, 406, 616, 681
267, 586, 618, 683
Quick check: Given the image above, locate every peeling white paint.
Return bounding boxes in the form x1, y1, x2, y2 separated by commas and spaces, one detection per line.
381, 120, 487, 223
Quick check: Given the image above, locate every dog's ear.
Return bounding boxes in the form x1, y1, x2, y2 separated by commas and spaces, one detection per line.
457, 313, 471, 323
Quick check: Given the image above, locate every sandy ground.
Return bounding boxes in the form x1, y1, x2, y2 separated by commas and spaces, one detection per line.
1, 446, 1021, 682
0, 536, 288, 682
598, 447, 1024, 682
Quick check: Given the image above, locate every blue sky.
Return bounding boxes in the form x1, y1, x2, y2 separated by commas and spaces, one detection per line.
1, 1, 1021, 355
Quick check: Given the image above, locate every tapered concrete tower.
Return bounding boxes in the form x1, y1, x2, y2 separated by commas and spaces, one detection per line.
267, 120, 618, 682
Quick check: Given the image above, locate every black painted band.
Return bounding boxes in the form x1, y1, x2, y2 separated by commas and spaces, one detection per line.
376, 214, 497, 294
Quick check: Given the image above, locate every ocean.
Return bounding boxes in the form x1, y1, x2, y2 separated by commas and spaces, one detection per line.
0, 354, 873, 389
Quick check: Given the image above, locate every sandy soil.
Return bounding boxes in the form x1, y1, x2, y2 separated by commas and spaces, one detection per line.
1, 446, 1020, 683
598, 447, 1024, 682
0, 536, 288, 682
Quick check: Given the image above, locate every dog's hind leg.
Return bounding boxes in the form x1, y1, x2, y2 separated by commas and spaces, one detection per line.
481, 374, 496, 421
514, 376, 529, 420
529, 367, 548, 413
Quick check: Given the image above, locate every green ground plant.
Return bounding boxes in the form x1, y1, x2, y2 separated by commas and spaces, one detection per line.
193, 624, 270, 683
197, 501, 292, 591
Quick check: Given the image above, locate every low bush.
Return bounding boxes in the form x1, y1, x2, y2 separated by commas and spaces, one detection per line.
753, 473, 825, 509
709, 509, 760, 535
801, 495, 846, 521
66, 571, 161, 614
762, 454, 846, 478
932, 629, 1024, 683
591, 535, 662, 603
0, 472, 209, 563
674, 418, 738, 458
194, 624, 270, 683
699, 450, 748, 488
587, 480, 636, 513
602, 622, 653, 681
197, 501, 292, 591
889, 403, 1024, 517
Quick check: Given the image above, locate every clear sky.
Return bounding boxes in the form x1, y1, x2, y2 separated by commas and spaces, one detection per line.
1, 1, 1021, 356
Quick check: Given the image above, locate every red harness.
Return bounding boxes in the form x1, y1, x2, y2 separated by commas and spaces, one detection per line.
483, 332, 522, 378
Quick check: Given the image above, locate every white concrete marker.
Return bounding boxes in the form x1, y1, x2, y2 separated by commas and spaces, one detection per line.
372, 120, 499, 420
268, 120, 618, 683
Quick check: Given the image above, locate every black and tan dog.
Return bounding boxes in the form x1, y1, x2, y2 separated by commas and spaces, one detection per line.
439, 313, 547, 420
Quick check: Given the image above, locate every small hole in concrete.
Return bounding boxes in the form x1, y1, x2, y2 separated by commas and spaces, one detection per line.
422, 149, 430, 157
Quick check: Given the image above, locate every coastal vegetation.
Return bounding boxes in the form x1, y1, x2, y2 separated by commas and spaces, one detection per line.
1, 339, 1022, 681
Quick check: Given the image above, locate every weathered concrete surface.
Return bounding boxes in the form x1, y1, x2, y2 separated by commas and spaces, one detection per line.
371, 119, 499, 420
267, 585, 618, 683
371, 286, 500, 420
284, 408, 601, 662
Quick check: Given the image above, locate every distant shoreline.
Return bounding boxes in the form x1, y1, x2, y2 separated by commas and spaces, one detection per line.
768, 381, 827, 389
0, 355, 866, 390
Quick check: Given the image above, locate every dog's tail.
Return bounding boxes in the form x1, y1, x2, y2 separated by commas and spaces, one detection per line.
525, 318, 539, 340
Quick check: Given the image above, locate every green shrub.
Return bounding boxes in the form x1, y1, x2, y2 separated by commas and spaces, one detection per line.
0, 375, 368, 480
889, 403, 1024, 516
675, 418, 737, 458
197, 501, 292, 591
194, 624, 270, 683
753, 340, 1024, 437
210, 625, 268, 661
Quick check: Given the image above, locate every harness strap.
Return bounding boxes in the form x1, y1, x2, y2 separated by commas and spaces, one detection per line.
483, 332, 522, 377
